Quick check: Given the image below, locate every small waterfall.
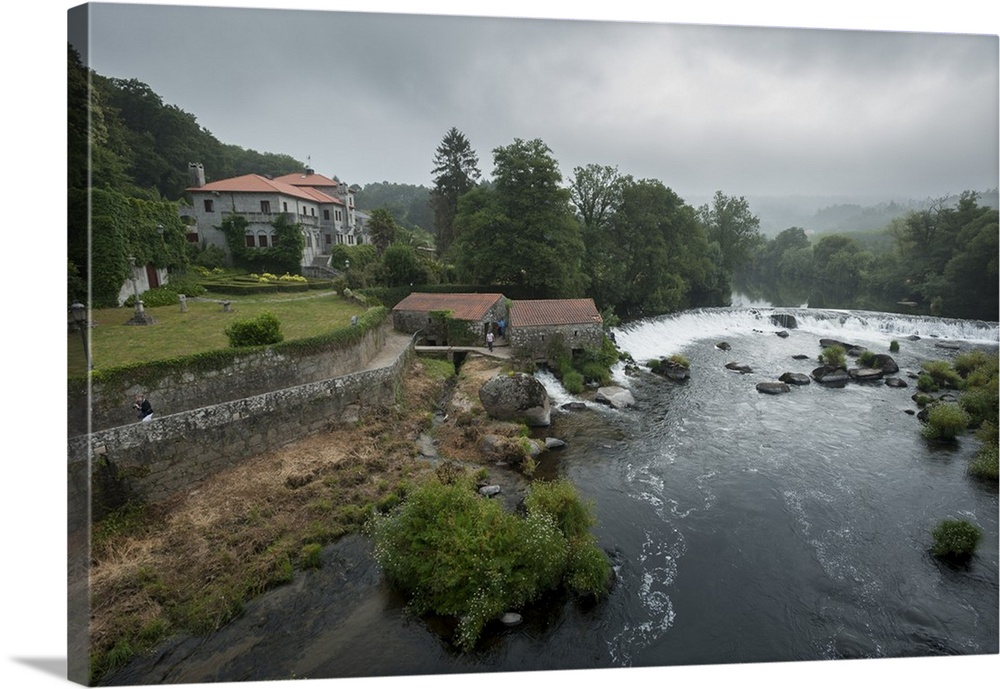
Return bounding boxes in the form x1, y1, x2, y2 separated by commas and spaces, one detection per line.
534, 368, 585, 408
613, 306, 999, 363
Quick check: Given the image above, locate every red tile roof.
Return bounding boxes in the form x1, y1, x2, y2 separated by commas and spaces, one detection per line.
509, 299, 603, 328
393, 293, 505, 321
187, 173, 340, 204
273, 172, 340, 188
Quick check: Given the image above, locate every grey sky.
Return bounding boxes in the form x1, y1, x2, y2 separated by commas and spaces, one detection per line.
76, 1, 999, 203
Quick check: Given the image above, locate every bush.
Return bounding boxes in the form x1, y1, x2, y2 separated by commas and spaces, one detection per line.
930, 519, 983, 560
917, 373, 939, 393
953, 349, 997, 378
921, 360, 963, 390
959, 386, 998, 429
889, 340, 900, 353
818, 345, 846, 369
562, 370, 584, 394
667, 354, 690, 369
367, 474, 609, 651
224, 311, 284, 347
921, 402, 971, 441
969, 421, 999, 482
858, 350, 878, 367
123, 287, 179, 308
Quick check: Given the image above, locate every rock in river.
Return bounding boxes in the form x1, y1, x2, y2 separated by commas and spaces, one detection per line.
595, 386, 635, 409
756, 382, 791, 395
479, 373, 551, 426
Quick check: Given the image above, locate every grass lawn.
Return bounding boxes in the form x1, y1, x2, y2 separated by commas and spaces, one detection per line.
68, 291, 369, 377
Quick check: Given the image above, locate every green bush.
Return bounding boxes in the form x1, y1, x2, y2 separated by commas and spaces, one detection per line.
224, 311, 284, 347
818, 345, 846, 369
953, 349, 997, 378
921, 360, 963, 390
367, 474, 609, 651
857, 350, 878, 367
917, 373, 939, 393
667, 353, 691, 369
300, 543, 323, 569
562, 370, 584, 394
921, 402, 971, 441
969, 421, 999, 482
123, 287, 180, 308
959, 386, 998, 429
889, 340, 900, 353
930, 519, 982, 560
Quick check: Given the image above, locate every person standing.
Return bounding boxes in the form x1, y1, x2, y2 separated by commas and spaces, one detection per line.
486, 330, 494, 352
134, 393, 153, 423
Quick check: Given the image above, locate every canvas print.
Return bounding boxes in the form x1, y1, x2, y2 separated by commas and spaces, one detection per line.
67, 1, 998, 686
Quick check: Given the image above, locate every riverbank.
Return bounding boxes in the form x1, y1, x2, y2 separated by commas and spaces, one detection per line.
88, 352, 532, 683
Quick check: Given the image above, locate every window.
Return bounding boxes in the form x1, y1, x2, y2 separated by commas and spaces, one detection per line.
283, 202, 288, 212
186, 232, 199, 243
203, 199, 214, 212
311, 207, 316, 216
323, 209, 330, 220
245, 234, 255, 248
335, 209, 343, 222
325, 234, 332, 247
258, 233, 269, 247
260, 200, 271, 213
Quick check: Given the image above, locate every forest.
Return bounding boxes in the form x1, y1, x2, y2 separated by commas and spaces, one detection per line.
69, 44, 998, 323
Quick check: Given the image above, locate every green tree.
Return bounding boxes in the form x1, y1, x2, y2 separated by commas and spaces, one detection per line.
382, 243, 429, 286
452, 138, 587, 297
430, 127, 481, 258
368, 208, 399, 255
698, 191, 763, 274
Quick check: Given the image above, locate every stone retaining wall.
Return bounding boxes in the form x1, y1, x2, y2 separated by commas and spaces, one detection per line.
69, 319, 391, 437
67, 339, 413, 534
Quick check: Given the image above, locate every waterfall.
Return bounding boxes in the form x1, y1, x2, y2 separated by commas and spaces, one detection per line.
613, 306, 999, 363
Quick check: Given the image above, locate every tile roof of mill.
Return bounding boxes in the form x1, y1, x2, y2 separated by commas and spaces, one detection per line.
392, 293, 506, 322
187, 174, 339, 204
509, 298, 603, 328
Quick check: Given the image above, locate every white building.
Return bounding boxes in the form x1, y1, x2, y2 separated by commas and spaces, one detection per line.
180, 163, 370, 274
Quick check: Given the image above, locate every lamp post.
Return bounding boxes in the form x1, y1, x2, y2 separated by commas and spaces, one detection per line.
125, 254, 154, 325
69, 302, 90, 370
344, 259, 350, 272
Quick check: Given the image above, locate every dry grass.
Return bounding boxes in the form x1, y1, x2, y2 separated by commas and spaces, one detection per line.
87, 355, 461, 681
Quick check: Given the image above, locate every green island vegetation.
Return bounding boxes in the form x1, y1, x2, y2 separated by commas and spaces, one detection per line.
543, 331, 619, 394
915, 350, 998, 479
818, 345, 847, 369
930, 518, 984, 561
367, 470, 610, 651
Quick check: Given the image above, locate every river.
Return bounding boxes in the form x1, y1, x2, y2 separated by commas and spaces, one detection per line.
100, 304, 999, 685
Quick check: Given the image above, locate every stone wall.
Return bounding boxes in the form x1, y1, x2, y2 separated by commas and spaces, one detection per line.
508, 323, 605, 360
67, 340, 413, 534
69, 318, 391, 437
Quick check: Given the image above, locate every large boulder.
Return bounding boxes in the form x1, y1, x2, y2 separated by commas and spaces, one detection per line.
650, 358, 690, 381
771, 313, 798, 329
757, 382, 791, 395
820, 338, 864, 357
595, 386, 635, 409
812, 365, 851, 385
779, 372, 811, 385
479, 373, 551, 426
725, 362, 754, 374
849, 367, 884, 382
867, 354, 900, 375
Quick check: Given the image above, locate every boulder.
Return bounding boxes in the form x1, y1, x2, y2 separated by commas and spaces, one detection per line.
812, 365, 851, 385
756, 382, 791, 395
867, 354, 899, 374
775, 330, 790, 338
779, 372, 811, 385
500, 612, 523, 626
819, 338, 864, 356
479, 485, 502, 498
715, 341, 732, 351
725, 362, 754, 374
792, 354, 810, 360
595, 386, 635, 409
849, 367, 884, 382
934, 341, 961, 351
560, 401, 588, 412
885, 377, 908, 388
771, 313, 798, 329
479, 373, 551, 427
650, 358, 690, 381
544, 437, 567, 450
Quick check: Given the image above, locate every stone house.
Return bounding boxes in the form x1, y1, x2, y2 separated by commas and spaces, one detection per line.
179, 163, 369, 274
508, 298, 604, 360
392, 292, 508, 345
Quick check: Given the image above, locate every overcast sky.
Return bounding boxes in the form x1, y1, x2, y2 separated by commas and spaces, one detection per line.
71, 0, 998, 204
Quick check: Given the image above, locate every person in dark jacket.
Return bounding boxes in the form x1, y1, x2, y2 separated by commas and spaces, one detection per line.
134, 393, 153, 423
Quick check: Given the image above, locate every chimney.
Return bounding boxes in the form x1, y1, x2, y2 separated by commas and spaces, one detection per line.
188, 162, 205, 187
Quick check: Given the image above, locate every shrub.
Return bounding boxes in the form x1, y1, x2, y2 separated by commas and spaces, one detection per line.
930, 519, 982, 560
921, 402, 971, 441
857, 350, 878, 367
921, 360, 963, 390
889, 340, 900, 353
667, 354, 690, 369
224, 311, 284, 347
123, 286, 180, 308
818, 345, 846, 369
959, 386, 998, 429
367, 474, 609, 651
300, 543, 323, 569
968, 421, 999, 482
917, 373, 939, 393
953, 349, 997, 378
562, 370, 584, 394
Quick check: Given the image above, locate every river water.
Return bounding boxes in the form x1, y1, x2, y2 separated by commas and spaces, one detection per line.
101, 305, 999, 685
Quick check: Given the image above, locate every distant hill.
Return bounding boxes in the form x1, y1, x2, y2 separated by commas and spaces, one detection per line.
750, 189, 999, 236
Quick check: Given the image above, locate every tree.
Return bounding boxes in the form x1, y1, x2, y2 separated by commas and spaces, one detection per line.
699, 191, 763, 274
430, 127, 481, 258
451, 138, 587, 297
569, 164, 625, 235
368, 208, 399, 255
